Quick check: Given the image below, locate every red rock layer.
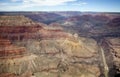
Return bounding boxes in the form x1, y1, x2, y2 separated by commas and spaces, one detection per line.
0, 39, 26, 57
0, 25, 69, 41
0, 25, 42, 33
38, 29, 70, 39
0, 25, 42, 40
0, 39, 11, 47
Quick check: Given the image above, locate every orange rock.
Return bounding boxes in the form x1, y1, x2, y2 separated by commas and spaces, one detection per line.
0, 39, 26, 57
0, 73, 16, 77
0, 39, 11, 46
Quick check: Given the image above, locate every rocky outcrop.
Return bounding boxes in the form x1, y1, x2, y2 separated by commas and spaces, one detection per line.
0, 25, 42, 40
0, 39, 38, 77
0, 25, 70, 41
0, 15, 35, 26
101, 38, 120, 76
0, 15, 101, 77
0, 39, 26, 57
108, 17, 120, 27
24, 36, 100, 77
0, 16, 69, 41
60, 14, 120, 38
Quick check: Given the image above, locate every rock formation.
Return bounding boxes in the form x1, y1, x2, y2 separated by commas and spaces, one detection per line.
0, 16, 69, 41
0, 15, 35, 26
0, 39, 37, 77
24, 37, 100, 77
101, 38, 120, 76
0, 15, 102, 77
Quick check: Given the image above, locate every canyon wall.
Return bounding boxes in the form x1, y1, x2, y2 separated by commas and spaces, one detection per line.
0, 15, 102, 77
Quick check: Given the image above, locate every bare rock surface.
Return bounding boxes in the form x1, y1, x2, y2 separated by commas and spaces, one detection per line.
101, 37, 120, 75
0, 39, 38, 77
0, 16, 101, 77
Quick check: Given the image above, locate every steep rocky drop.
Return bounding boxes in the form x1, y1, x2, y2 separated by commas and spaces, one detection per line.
0, 15, 105, 77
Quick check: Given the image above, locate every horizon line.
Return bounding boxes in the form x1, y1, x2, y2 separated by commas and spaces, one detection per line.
0, 11, 120, 13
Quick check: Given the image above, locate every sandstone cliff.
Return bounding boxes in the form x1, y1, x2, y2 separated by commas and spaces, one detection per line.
0, 39, 38, 77
0, 15, 101, 77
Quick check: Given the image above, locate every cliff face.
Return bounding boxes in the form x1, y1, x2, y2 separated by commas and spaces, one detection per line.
0, 39, 26, 57
25, 37, 100, 77
0, 15, 35, 26
0, 39, 38, 77
0, 15, 101, 77
0, 16, 69, 41
60, 14, 120, 38
101, 38, 120, 76
0, 25, 70, 41
0, 25, 42, 40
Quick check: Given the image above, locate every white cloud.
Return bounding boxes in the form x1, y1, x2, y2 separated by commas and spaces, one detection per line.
0, 3, 9, 6
23, 0, 77, 6
11, 0, 20, 2
71, 2, 87, 6
82, 2, 87, 5
0, 0, 88, 11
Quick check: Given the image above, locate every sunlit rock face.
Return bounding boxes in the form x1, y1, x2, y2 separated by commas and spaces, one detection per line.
0, 25, 70, 41
0, 39, 38, 77
0, 15, 101, 77
0, 39, 26, 57
0, 16, 69, 41
25, 37, 100, 77
0, 15, 35, 26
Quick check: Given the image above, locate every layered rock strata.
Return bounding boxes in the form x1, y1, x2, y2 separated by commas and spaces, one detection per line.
0, 39, 37, 77
0, 15, 101, 77
25, 37, 100, 77
101, 38, 120, 76
0, 15, 35, 26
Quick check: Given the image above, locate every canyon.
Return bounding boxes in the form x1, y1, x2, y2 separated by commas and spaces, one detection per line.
0, 12, 120, 77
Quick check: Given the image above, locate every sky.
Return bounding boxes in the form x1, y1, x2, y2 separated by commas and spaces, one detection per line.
0, 0, 120, 12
